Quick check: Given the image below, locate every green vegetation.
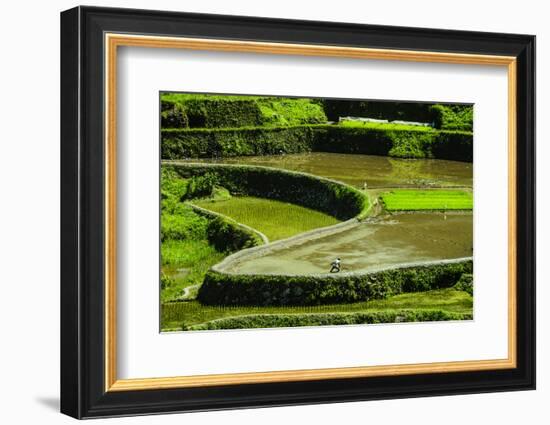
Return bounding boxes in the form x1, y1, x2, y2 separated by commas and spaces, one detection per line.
205, 215, 264, 253
162, 124, 473, 162
256, 97, 327, 126
430, 130, 473, 161
197, 259, 472, 306
454, 273, 473, 296
315, 125, 472, 161
159, 161, 368, 302
161, 95, 473, 161
160, 169, 262, 301
321, 100, 435, 123
160, 168, 220, 301
161, 125, 319, 159
195, 196, 340, 241
168, 163, 370, 221
338, 120, 433, 131
321, 99, 473, 132
161, 93, 263, 128
187, 310, 471, 330
161, 168, 209, 242
430, 104, 473, 131
161, 288, 472, 330
381, 189, 473, 211
159, 93, 474, 331
161, 93, 326, 129
161, 239, 225, 301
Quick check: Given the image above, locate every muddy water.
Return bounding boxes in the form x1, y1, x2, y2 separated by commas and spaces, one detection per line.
198, 152, 473, 188
227, 213, 473, 275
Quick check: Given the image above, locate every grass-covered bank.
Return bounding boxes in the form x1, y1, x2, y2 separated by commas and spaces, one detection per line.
167, 163, 370, 221
161, 93, 327, 129
380, 189, 473, 211
198, 259, 472, 306
195, 196, 340, 241
187, 310, 472, 331
161, 123, 473, 162
162, 288, 473, 330
161, 94, 473, 132
160, 94, 473, 162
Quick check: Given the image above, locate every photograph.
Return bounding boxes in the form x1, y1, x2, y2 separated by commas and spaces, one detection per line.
159, 93, 474, 332
57, 4, 536, 419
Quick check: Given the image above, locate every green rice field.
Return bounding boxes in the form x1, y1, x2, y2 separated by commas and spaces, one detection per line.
194, 196, 340, 241
380, 189, 473, 211
162, 288, 472, 331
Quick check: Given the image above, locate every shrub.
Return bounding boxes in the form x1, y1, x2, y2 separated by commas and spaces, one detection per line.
160, 94, 263, 128
160, 205, 209, 241
431, 130, 473, 162
430, 104, 473, 131
454, 273, 474, 296
182, 173, 218, 200
161, 125, 319, 159
160, 273, 174, 290
160, 169, 210, 241
206, 216, 262, 253
186, 309, 472, 330
160, 167, 188, 201
162, 124, 473, 162
387, 130, 435, 158
316, 125, 472, 160
168, 163, 369, 220
197, 259, 473, 306
257, 97, 327, 126
161, 99, 189, 128
313, 125, 394, 155
160, 94, 327, 129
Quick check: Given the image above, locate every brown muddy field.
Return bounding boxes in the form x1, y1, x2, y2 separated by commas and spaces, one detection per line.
226, 212, 473, 275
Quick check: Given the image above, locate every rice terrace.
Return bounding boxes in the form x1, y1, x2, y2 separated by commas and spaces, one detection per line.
160, 93, 474, 332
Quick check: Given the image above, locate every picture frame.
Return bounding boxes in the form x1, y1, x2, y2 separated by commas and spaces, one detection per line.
60, 5, 535, 419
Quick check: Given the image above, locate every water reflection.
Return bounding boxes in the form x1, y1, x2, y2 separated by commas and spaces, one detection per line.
197, 152, 473, 189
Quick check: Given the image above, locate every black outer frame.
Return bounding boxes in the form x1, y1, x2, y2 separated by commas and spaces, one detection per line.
60, 5, 536, 419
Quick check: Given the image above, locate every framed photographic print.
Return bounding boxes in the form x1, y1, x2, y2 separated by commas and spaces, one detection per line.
60, 6, 535, 419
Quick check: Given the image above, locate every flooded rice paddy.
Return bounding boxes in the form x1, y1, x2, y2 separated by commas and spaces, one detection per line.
175, 153, 473, 275
197, 152, 473, 189
226, 212, 473, 275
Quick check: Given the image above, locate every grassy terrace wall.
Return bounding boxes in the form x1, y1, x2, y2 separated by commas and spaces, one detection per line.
161, 97, 262, 129
161, 125, 473, 162
186, 309, 473, 330
162, 126, 318, 158
197, 259, 473, 306
315, 125, 472, 161
161, 94, 327, 129
166, 163, 369, 221
189, 204, 266, 252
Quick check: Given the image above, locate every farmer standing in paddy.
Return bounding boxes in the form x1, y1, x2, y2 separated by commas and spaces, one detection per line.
330, 258, 341, 273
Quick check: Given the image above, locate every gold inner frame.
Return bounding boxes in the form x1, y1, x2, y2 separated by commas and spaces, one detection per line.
104, 33, 517, 392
